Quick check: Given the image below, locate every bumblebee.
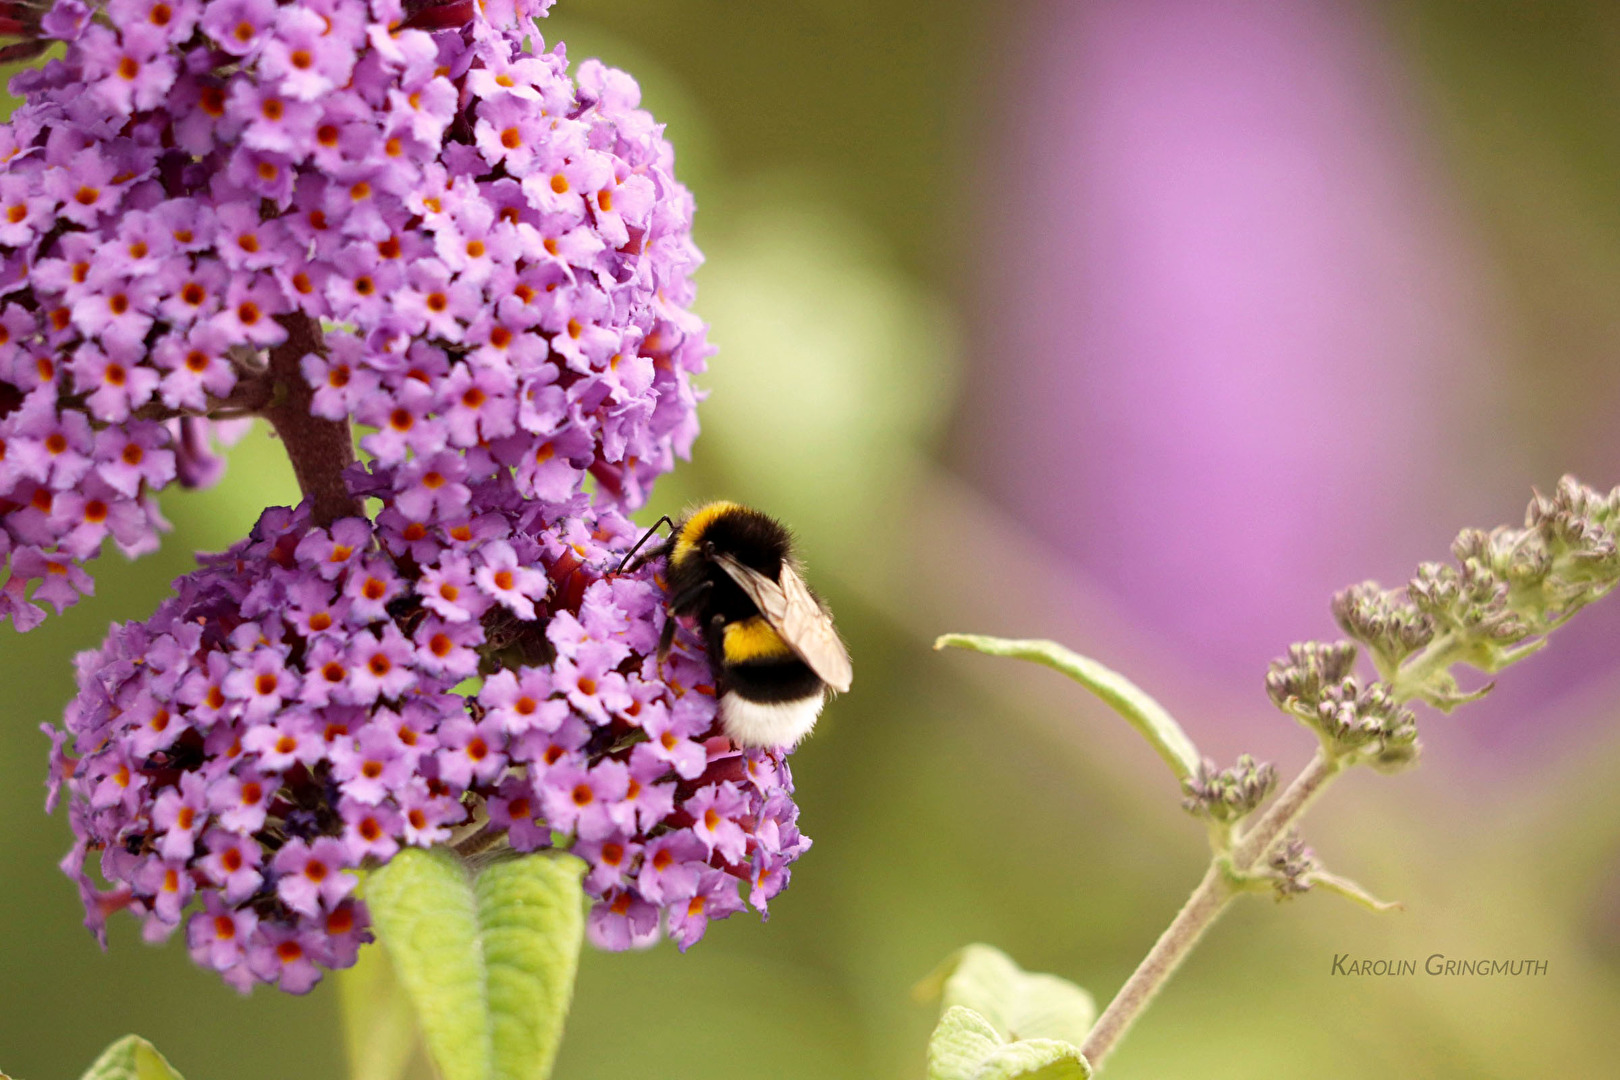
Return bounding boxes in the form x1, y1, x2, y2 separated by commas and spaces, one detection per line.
626, 502, 853, 749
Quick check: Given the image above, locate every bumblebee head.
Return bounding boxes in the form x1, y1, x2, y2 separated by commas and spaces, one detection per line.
669, 501, 792, 578
669, 500, 746, 573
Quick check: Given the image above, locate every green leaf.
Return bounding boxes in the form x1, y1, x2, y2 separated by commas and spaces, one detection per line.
338, 933, 420, 1080
476, 854, 584, 1080
935, 634, 1201, 780
1306, 868, 1404, 914
927, 1007, 1092, 1080
365, 848, 586, 1080
366, 848, 492, 1080
918, 944, 1096, 1045
79, 1036, 185, 1080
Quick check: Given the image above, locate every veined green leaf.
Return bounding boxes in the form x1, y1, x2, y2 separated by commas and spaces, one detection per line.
366, 848, 492, 1080
477, 854, 584, 1080
927, 1007, 1092, 1080
935, 634, 1200, 780
365, 848, 586, 1080
78, 1036, 185, 1080
918, 944, 1095, 1046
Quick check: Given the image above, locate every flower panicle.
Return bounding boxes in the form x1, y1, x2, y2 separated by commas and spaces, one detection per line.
1330, 581, 1434, 675
0, 0, 708, 629
1278, 476, 1620, 767
1334, 478, 1620, 677
48, 483, 811, 994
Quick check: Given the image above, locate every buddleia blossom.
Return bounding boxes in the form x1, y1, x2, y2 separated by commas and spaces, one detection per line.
47, 480, 810, 992
0, 0, 708, 627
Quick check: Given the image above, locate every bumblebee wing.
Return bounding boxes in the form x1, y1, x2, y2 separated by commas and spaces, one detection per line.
714, 552, 853, 693
776, 562, 853, 693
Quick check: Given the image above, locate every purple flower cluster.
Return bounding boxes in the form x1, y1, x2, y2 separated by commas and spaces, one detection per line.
0, 0, 707, 628
48, 473, 810, 992
17, 0, 809, 996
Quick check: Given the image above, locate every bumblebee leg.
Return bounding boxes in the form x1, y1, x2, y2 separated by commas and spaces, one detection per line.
665, 577, 713, 614
656, 611, 677, 663
616, 515, 675, 574
706, 613, 730, 686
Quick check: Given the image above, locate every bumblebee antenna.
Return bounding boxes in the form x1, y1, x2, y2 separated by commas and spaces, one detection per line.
616, 515, 675, 574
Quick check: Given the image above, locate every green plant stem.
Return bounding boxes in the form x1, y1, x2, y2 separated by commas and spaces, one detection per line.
1077, 863, 1232, 1067
1080, 749, 1344, 1071
1229, 749, 1340, 870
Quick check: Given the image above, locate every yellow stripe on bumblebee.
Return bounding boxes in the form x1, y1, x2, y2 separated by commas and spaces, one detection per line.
722, 616, 795, 663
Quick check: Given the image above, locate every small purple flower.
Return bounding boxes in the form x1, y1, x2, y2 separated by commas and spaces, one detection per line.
210, 770, 273, 833
480, 667, 565, 734
541, 758, 628, 842
136, 855, 195, 935
295, 517, 372, 580
248, 922, 324, 994
260, 7, 357, 100
340, 799, 401, 863
685, 782, 750, 864
198, 829, 265, 904
345, 625, 418, 703
393, 451, 471, 523
666, 869, 747, 951
417, 551, 491, 622
201, 0, 278, 58
474, 539, 547, 619
586, 889, 660, 951
635, 830, 708, 907
343, 557, 402, 622
577, 835, 640, 895
150, 770, 211, 861
222, 646, 295, 721
188, 895, 259, 977
411, 617, 482, 681
485, 775, 550, 850
272, 837, 356, 917
242, 713, 324, 771
331, 724, 413, 804
434, 715, 508, 789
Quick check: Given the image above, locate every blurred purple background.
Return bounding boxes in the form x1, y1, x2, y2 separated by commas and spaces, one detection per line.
958, 0, 1620, 757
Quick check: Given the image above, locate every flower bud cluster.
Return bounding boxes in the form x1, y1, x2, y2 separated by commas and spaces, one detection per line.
47, 479, 809, 992
1407, 559, 1530, 647
1268, 830, 1315, 900
1263, 641, 1357, 710
1181, 754, 1276, 824
1266, 642, 1417, 764
1330, 581, 1434, 674
0, 0, 708, 628
1330, 478, 1620, 707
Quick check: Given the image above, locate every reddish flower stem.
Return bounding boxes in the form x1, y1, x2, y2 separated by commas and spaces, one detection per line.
261, 315, 362, 526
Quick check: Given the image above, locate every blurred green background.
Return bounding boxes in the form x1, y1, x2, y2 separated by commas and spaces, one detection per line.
6, 1, 1620, 1077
